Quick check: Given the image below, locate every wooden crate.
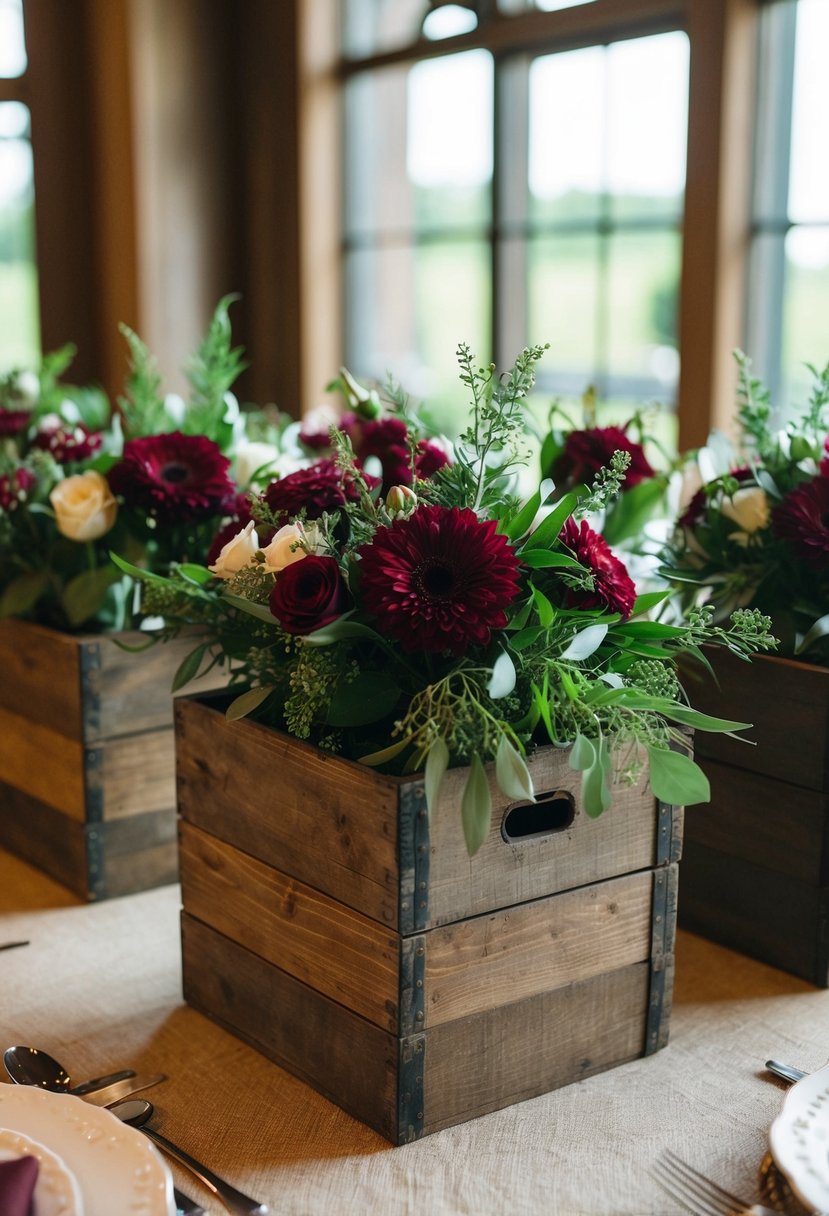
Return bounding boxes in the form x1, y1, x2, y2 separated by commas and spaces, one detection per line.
0, 618, 221, 900
678, 650, 829, 985
176, 692, 682, 1143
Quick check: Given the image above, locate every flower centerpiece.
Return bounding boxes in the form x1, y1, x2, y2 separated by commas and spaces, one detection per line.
0, 295, 303, 631
661, 352, 829, 660
657, 352, 829, 985
117, 343, 774, 855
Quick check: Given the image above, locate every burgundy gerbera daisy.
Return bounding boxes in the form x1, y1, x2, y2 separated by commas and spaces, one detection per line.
560, 517, 636, 618
772, 477, 829, 568
33, 421, 102, 463
107, 432, 234, 523
357, 505, 522, 655
551, 426, 655, 491
263, 458, 364, 524
0, 467, 36, 512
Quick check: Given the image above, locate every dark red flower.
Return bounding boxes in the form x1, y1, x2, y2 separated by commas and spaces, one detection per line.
560, 517, 636, 618
33, 421, 102, 463
358, 505, 522, 655
107, 432, 234, 523
0, 467, 36, 512
551, 426, 655, 491
678, 466, 754, 529
263, 458, 364, 524
772, 477, 829, 568
0, 407, 30, 438
269, 554, 347, 634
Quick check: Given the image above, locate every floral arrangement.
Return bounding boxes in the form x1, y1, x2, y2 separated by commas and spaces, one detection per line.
538, 388, 676, 549
116, 344, 775, 854
660, 353, 829, 662
0, 297, 301, 631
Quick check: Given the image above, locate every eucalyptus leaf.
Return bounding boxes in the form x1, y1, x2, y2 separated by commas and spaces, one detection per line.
519, 550, 582, 570
461, 754, 492, 856
795, 612, 829, 655
495, 734, 534, 802
523, 491, 578, 551
358, 736, 411, 767
487, 649, 516, 699
175, 563, 213, 586
425, 736, 450, 817
225, 685, 275, 721
570, 731, 595, 772
171, 644, 207, 693
220, 591, 280, 624
62, 567, 120, 626
304, 617, 385, 646
646, 745, 710, 806
0, 569, 49, 618
109, 551, 167, 584
582, 752, 612, 818
559, 622, 608, 661
631, 589, 671, 616
531, 585, 554, 628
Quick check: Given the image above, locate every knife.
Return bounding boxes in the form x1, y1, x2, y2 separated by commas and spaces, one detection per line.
80, 1072, 167, 1107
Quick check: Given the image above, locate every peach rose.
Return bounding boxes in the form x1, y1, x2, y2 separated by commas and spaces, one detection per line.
50, 471, 117, 541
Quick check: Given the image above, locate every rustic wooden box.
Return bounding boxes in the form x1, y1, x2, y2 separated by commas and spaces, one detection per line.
678, 650, 829, 985
176, 692, 682, 1143
0, 618, 220, 900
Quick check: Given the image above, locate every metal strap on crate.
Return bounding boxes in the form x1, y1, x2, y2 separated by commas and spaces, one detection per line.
645, 863, 678, 1055
398, 781, 430, 935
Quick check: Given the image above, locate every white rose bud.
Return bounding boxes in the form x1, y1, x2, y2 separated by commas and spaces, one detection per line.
208, 520, 260, 579
234, 440, 282, 488
50, 471, 117, 541
719, 486, 770, 544
261, 522, 309, 574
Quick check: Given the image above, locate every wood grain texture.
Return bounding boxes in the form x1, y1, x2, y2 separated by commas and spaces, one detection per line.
91, 811, 178, 899
181, 913, 400, 1142
180, 912, 660, 1143
683, 651, 829, 790
0, 705, 87, 818
0, 619, 83, 738
0, 782, 88, 897
421, 961, 653, 1137
427, 748, 660, 926
679, 839, 828, 986
96, 730, 176, 820
175, 697, 401, 927
175, 695, 666, 931
422, 869, 654, 1027
683, 757, 827, 886
179, 822, 401, 1031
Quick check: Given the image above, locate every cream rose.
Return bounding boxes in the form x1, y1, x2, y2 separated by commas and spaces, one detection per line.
208, 520, 260, 579
234, 440, 283, 488
719, 486, 770, 544
260, 521, 327, 574
50, 471, 117, 541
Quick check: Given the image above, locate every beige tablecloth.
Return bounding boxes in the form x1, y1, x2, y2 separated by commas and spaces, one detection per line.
0, 848, 825, 1215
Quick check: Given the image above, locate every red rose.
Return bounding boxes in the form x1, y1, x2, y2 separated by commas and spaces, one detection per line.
269, 554, 347, 634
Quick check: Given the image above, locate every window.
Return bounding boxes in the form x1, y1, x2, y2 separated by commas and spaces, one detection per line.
746, 0, 829, 416
340, 2, 689, 441
0, 0, 39, 369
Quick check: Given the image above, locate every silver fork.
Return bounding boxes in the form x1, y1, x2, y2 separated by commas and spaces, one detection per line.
651, 1150, 778, 1216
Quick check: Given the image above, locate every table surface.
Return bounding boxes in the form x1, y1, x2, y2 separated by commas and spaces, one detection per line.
0, 848, 825, 1216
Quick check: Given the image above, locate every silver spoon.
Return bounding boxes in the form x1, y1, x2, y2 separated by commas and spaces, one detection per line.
765, 1059, 807, 1084
4, 1045, 135, 1096
110, 1099, 269, 1216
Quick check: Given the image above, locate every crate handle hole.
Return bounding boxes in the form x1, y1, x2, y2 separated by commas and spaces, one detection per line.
501, 790, 575, 842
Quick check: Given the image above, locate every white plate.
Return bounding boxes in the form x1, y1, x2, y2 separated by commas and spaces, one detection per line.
0, 1084, 175, 1216
0, 1127, 84, 1216
769, 1062, 829, 1214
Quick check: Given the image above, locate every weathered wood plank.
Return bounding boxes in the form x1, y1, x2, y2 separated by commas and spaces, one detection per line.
683, 651, 829, 790
421, 961, 653, 1136
181, 913, 400, 1142
96, 730, 176, 820
92, 811, 178, 899
0, 782, 88, 897
423, 869, 654, 1027
179, 823, 401, 1031
175, 697, 401, 928
683, 757, 827, 885
427, 747, 661, 926
679, 839, 828, 985
0, 704, 87, 818
0, 618, 84, 738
